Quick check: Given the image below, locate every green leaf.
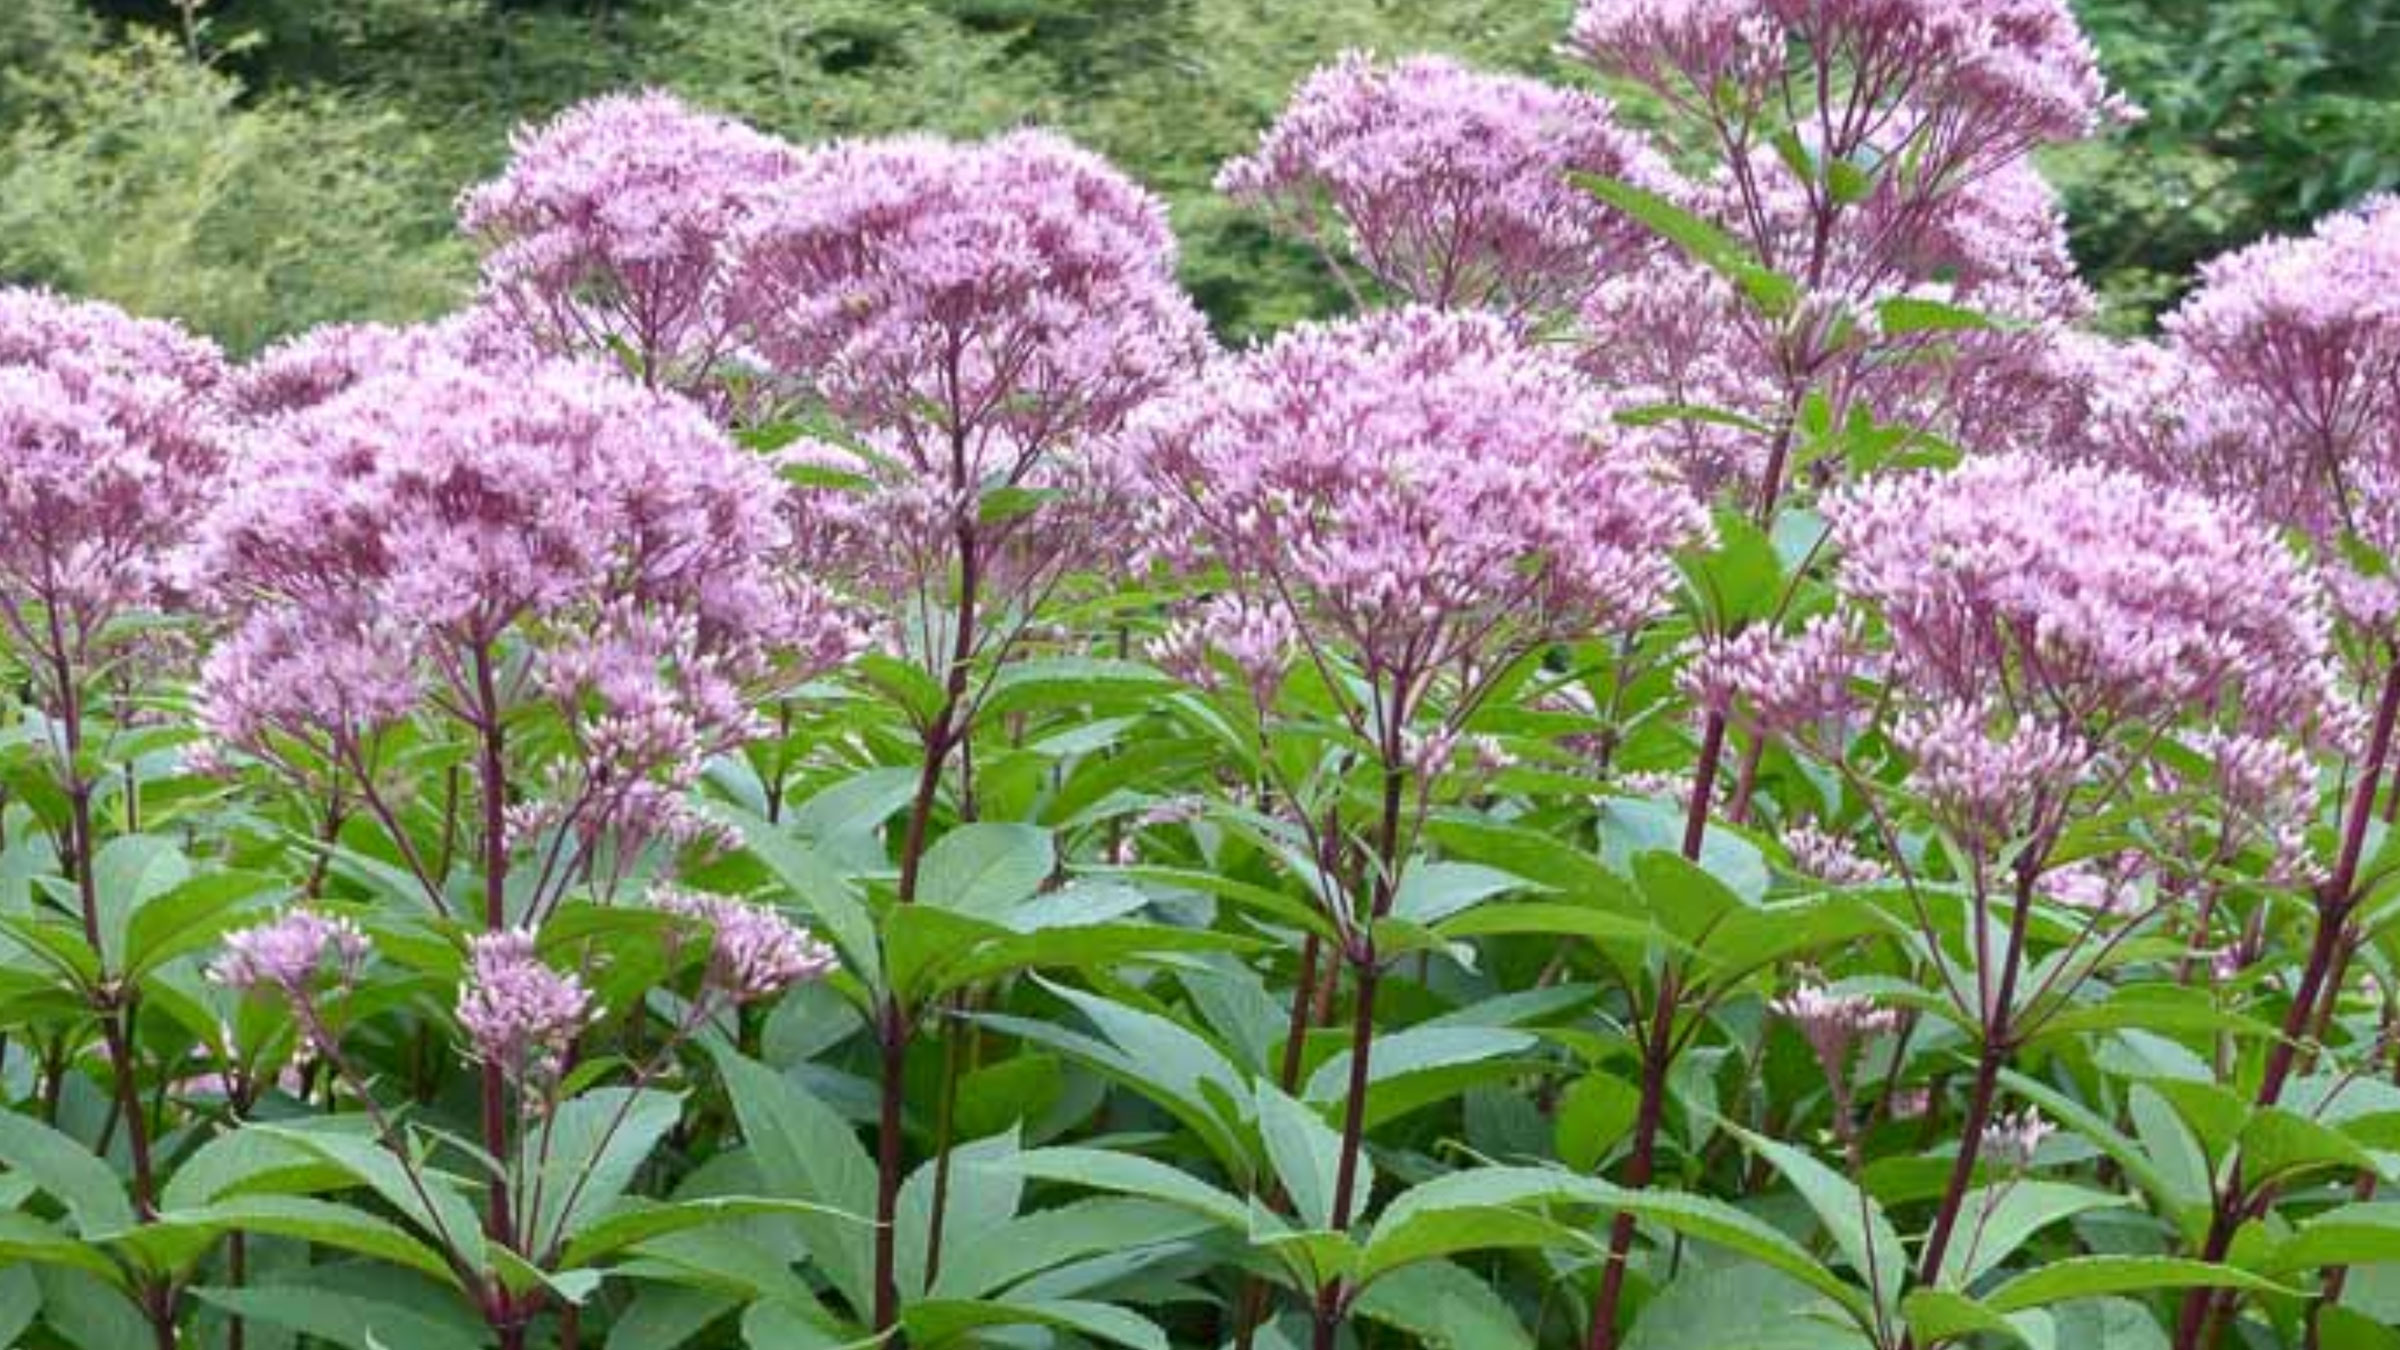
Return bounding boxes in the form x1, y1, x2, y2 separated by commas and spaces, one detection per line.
521, 1088, 683, 1257
0, 1265, 36, 1347
982, 983, 1251, 1170
1938, 1182, 2131, 1286
1352, 1259, 1532, 1350
161, 1124, 341, 1210
1574, 174, 1799, 315
118, 1195, 458, 1285
996, 1148, 1249, 1229
0, 912, 100, 989
1726, 1125, 1904, 1316
904, 1297, 1166, 1350
190, 1285, 485, 1350
1635, 850, 1750, 949
1302, 1026, 1538, 1130
0, 1212, 130, 1285
1354, 1166, 1863, 1319
91, 833, 190, 971
1678, 512, 1784, 628
1827, 157, 1875, 205
1902, 1288, 2029, 1348
1436, 901, 1669, 954
1875, 296, 1996, 336
124, 870, 276, 977
559, 1196, 871, 1270
917, 823, 1053, 917
253, 1123, 485, 1263
1359, 1174, 1591, 1282
739, 1296, 857, 1350
897, 1129, 1022, 1299
2237, 1106, 2376, 1187
716, 1051, 878, 1315
932, 1197, 1214, 1301
1256, 1082, 1366, 1232
2254, 1202, 2400, 1276
2000, 1070, 2191, 1229
1390, 861, 1532, 924
0, 1108, 135, 1238
788, 766, 919, 861
1556, 1074, 1642, 1175
1981, 1256, 2297, 1314
979, 658, 1177, 720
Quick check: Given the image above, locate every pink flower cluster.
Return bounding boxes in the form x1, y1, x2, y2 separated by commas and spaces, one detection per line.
2157, 197, 2400, 625
1570, 0, 2117, 187
1771, 983, 1896, 1073
1784, 823, 1881, 885
460, 90, 800, 410
230, 314, 528, 419
1219, 51, 1670, 316
1576, 160, 2092, 493
208, 909, 373, 997
456, 928, 596, 1083
195, 348, 856, 851
0, 288, 227, 664
1685, 614, 1868, 745
1148, 593, 1298, 707
732, 130, 1208, 485
1826, 454, 2340, 846
1132, 307, 1704, 715
652, 886, 838, 1005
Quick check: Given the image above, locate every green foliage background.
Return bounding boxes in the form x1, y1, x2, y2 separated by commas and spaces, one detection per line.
10, 0, 2398, 351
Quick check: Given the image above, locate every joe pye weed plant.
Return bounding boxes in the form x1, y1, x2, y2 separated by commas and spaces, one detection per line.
6, 3, 2400, 1350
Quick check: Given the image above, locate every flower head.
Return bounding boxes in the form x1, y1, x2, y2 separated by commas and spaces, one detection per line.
1684, 614, 1869, 745
1570, 0, 2117, 182
0, 288, 227, 674
1826, 455, 2339, 849
2161, 197, 2400, 630
1220, 51, 1669, 315
653, 886, 837, 1004
195, 351, 854, 865
461, 91, 801, 411
1829, 455, 2336, 730
1980, 1106, 2055, 1169
1772, 983, 1897, 1074
208, 909, 373, 997
456, 928, 594, 1082
733, 129, 1207, 482
1133, 306, 1703, 718
230, 315, 529, 420
1785, 824, 1880, 886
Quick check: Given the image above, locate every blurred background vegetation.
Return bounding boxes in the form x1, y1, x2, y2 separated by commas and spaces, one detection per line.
6, 0, 2395, 352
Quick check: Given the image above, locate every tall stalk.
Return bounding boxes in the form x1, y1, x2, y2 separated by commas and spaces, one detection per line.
2172, 656, 2400, 1350
1908, 860, 2039, 1303
879, 460, 984, 1340
1309, 758, 1410, 1350
47, 629, 176, 1350
470, 645, 525, 1350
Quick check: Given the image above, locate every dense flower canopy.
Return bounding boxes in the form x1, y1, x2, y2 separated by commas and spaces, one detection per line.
1823, 453, 2339, 846
19, 10, 2400, 1349
460, 90, 800, 407
1219, 51, 1670, 316
1133, 306, 1704, 712
2160, 196, 2400, 621
732, 129, 1209, 483
1570, 0, 2119, 186
229, 311, 532, 419
0, 287, 227, 652
193, 350, 855, 852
